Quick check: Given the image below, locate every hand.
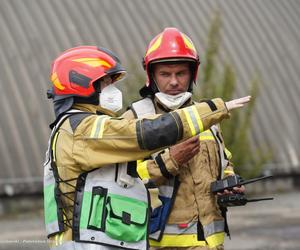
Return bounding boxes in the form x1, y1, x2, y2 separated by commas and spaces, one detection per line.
169, 136, 200, 166
217, 185, 246, 195
225, 96, 251, 111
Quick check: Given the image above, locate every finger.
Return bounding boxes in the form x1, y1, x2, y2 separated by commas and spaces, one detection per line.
191, 145, 200, 154
235, 95, 251, 105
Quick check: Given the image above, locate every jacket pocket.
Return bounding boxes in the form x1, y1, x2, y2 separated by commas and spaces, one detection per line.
105, 194, 148, 242
87, 186, 108, 231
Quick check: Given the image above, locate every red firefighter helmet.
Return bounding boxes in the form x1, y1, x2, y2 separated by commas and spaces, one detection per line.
47, 46, 126, 119
49, 46, 125, 98
143, 27, 200, 89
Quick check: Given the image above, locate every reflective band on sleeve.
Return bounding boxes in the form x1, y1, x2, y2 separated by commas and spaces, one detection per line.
225, 148, 232, 160
191, 106, 204, 132
205, 232, 225, 248
150, 234, 207, 247
90, 115, 109, 138
183, 106, 204, 136
136, 160, 151, 180
203, 220, 224, 238
199, 130, 215, 141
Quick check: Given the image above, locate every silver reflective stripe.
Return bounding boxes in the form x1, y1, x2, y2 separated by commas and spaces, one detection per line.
203, 220, 224, 238
50, 240, 123, 250
132, 98, 156, 118
150, 221, 198, 240
211, 125, 228, 179
149, 230, 161, 240
80, 229, 146, 250
83, 167, 148, 202
163, 221, 198, 234
185, 106, 201, 135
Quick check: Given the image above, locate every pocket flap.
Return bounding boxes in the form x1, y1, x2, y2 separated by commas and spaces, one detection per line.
108, 194, 148, 225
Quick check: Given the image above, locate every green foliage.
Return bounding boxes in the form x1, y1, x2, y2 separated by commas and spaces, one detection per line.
194, 14, 270, 178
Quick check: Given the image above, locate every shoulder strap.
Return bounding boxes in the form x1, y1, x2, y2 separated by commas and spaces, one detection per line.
210, 125, 228, 179
47, 110, 92, 161
131, 97, 156, 118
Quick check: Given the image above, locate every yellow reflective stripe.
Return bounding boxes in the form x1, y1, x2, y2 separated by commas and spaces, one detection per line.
199, 130, 214, 141
146, 34, 162, 56
205, 232, 225, 248
51, 72, 65, 90
191, 105, 204, 132
52, 132, 59, 162
225, 148, 232, 160
183, 106, 204, 136
182, 34, 196, 52
199, 135, 215, 140
150, 234, 206, 247
183, 108, 196, 135
224, 170, 234, 175
136, 160, 150, 180
59, 232, 64, 245
90, 116, 109, 138
72, 58, 111, 68
55, 234, 59, 246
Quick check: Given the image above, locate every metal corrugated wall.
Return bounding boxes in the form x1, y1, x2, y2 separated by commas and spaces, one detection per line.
0, 0, 299, 195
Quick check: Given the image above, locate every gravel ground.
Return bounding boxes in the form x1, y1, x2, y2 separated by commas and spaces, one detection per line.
0, 191, 299, 250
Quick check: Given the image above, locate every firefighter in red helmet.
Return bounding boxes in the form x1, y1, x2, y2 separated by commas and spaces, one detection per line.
44, 45, 249, 249
123, 28, 246, 250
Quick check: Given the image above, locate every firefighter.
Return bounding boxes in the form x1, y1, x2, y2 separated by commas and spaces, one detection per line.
44, 45, 249, 250
122, 28, 245, 250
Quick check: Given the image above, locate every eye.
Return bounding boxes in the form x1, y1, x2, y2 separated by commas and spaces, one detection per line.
160, 72, 170, 77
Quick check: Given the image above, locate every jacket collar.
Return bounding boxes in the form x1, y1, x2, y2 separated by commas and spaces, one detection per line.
72, 103, 118, 117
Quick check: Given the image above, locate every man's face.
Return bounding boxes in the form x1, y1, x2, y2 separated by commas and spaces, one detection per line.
153, 62, 191, 95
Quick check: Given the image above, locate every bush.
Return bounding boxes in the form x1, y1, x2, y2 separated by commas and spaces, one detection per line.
194, 13, 271, 178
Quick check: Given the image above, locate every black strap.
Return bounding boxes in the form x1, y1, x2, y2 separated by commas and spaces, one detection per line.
202, 100, 217, 111
221, 207, 231, 239
127, 161, 139, 178
197, 220, 205, 241
155, 153, 173, 179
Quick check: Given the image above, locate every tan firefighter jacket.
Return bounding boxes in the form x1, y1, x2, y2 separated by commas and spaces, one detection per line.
44, 99, 229, 250
122, 97, 234, 249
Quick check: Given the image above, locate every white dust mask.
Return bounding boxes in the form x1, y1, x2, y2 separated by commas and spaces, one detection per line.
155, 92, 192, 110
99, 84, 123, 112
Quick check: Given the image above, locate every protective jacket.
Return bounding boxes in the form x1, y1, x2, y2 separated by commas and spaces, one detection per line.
43, 100, 229, 250
123, 97, 234, 249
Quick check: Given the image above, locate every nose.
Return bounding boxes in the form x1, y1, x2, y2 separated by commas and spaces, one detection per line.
169, 74, 178, 87
103, 76, 112, 85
